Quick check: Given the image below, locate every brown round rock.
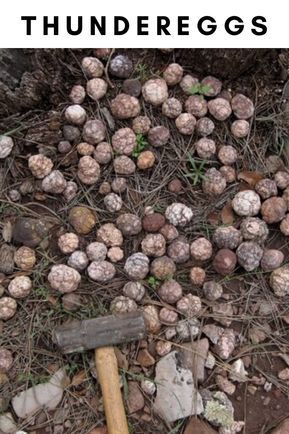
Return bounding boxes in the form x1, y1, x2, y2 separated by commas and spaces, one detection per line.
231, 94, 254, 119
148, 126, 170, 147
142, 213, 166, 232
213, 249, 237, 276
168, 179, 182, 193
261, 197, 287, 224
261, 249, 284, 271
150, 256, 176, 280
122, 79, 142, 97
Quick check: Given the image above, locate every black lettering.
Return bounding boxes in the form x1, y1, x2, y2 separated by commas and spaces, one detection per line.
251, 16, 267, 35
21, 16, 36, 35
198, 16, 217, 35
157, 16, 171, 35
137, 16, 149, 35
114, 16, 129, 35
225, 16, 244, 35
178, 16, 189, 35
67, 16, 82, 35
90, 16, 106, 35
43, 16, 59, 35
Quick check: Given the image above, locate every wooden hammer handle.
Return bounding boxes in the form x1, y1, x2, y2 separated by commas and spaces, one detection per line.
95, 347, 129, 434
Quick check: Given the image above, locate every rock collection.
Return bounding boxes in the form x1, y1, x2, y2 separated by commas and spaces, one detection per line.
1, 49, 289, 434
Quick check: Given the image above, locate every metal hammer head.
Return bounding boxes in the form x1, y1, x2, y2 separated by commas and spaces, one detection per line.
54, 311, 146, 354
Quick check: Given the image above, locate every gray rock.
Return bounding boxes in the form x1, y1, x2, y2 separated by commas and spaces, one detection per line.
153, 351, 203, 422
201, 390, 234, 428
178, 338, 209, 383
12, 368, 67, 418
0, 412, 18, 433
202, 324, 224, 344
176, 318, 200, 340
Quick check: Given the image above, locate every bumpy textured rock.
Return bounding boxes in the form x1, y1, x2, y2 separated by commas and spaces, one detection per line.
220, 166, 236, 183
196, 117, 215, 136
58, 140, 73, 154
109, 55, 133, 78
231, 94, 254, 119
213, 226, 242, 249
42, 170, 67, 194
108, 246, 123, 262
213, 249, 237, 276
123, 282, 145, 301
236, 242, 263, 271
158, 279, 183, 304
160, 224, 179, 241
150, 256, 176, 280
65, 105, 86, 125
176, 294, 202, 316
14, 246, 36, 270
261, 249, 284, 271
8, 276, 32, 298
28, 154, 53, 179
202, 168, 226, 196
153, 351, 203, 422
218, 146, 238, 165
275, 171, 289, 190
167, 237, 190, 263
190, 238, 213, 261
141, 233, 166, 257
185, 95, 208, 118
180, 74, 199, 94
63, 181, 78, 202
58, 233, 79, 254
232, 190, 261, 217
116, 213, 142, 236
175, 113, 196, 135
0, 348, 13, 373
68, 206, 97, 235
195, 138, 216, 159
240, 217, 268, 243
86, 242, 107, 261
87, 261, 116, 282
270, 266, 289, 297
137, 150, 156, 169
78, 156, 101, 185
97, 223, 123, 247
201, 76, 222, 96
132, 116, 151, 134
159, 307, 178, 324
142, 78, 168, 106
280, 214, 289, 235
214, 329, 236, 360
142, 213, 165, 232
48, 265, 81, 293
203, 281, 223, 301
176, 318, 201, 340
231, 120, 250, 138
148, 126, 170, 147
82, 56, 104, 77
113, 156, 136, 175
94, 142, 112, 164
112, 128, 136, 156
77, 142, 94, 156
255, 179, 278, 200
162, 98, 182, 119
111, 177, 127, 193
69, 85, 86, 104
142, 305, 161, 333
0, 135, 14, 159
110, 94, 140, 119
156, 341, 172, 356
67, 251, 89, 271
261, 197, 287, 223
103, 193, 122, 212
163, 63, 183, 86
165, 203, 193, 227
82, 119, 106, 144
12, 217, 51, 248
0, 244, 15, 274
124, 253, 150, 279
208, 98, 232, 121
122, 78, 142, 97
0, 297, 17, 321
190, 267, 206, 285
86, 78, 108, 101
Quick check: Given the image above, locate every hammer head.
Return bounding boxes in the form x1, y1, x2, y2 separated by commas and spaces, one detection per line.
54, 311, 146, 354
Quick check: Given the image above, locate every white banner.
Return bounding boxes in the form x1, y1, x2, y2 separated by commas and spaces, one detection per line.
0, 0, 285, 48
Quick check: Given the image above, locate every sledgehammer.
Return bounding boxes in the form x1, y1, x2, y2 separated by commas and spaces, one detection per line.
54, 312, 146, 434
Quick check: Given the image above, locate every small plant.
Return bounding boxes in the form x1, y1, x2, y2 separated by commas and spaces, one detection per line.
147, 276, 160, 290
184, 155, 207, 186
34, 286, 50, 300
190, 83, 211, 96
135, 63, 150, 81
132, 134, 148, 157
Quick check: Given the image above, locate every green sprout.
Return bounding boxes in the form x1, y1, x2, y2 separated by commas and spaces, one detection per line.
184, 155, 207, 186
147, 276, 160, 290
132, 134, 148, 157
190, 83, 211, 96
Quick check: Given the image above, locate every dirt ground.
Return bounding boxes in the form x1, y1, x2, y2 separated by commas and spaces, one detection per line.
1, 49, 289, 434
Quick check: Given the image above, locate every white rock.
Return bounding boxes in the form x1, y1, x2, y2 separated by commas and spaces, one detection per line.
153, 351, 203, 422
229, 359, 248, 383
12, 368, 67, 418
0, 136, 14, 159
0, 413, 18, 434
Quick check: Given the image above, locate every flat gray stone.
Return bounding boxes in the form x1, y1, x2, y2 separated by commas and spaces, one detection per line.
178, 338, 209, 383
153, 351, 203, 422
12, 368, 67, 419
0, 412, 18, 434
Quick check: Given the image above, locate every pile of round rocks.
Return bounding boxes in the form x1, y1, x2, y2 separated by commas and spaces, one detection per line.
1, 50, 289, 433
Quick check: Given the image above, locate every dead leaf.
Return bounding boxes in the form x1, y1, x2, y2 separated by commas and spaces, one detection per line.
71, 370, 87, 387
237, 170, 263, 187
184, 416, 217, 434
2, 221, 13, 243
221, 202, 235, 224
207, 211, 220, 226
